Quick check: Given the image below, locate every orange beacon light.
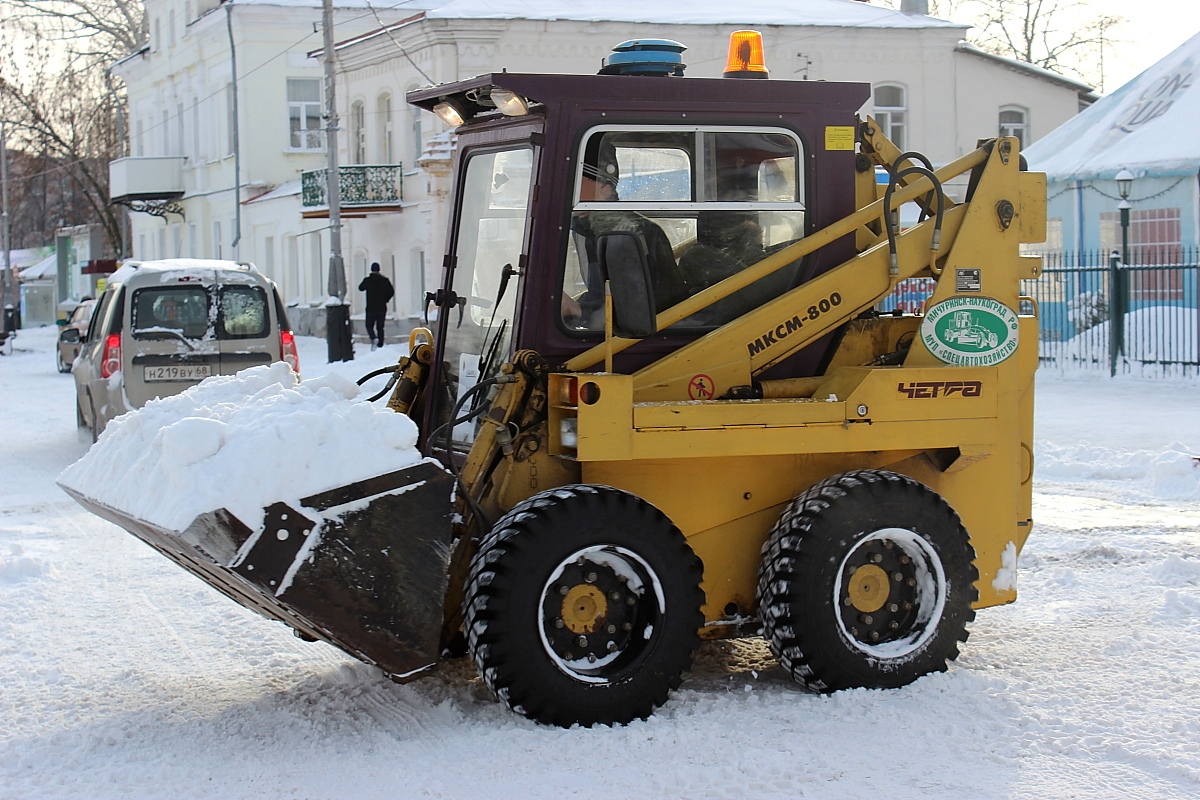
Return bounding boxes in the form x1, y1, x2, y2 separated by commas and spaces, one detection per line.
723, 30, 769, 79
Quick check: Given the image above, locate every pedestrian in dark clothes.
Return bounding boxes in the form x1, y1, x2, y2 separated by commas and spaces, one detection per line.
358, 262, 394, 349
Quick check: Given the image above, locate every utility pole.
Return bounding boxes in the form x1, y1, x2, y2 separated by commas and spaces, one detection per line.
321, 0, 352, 361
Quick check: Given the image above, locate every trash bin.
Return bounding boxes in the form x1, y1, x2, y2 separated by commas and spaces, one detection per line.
3, 304, 16, 334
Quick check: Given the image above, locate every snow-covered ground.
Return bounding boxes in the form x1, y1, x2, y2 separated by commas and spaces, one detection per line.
2, 324, 1198, 799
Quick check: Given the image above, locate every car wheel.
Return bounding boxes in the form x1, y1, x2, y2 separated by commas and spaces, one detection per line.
56, 347, 71, 373
464, 484, 704, 727
757, 469, 978, 692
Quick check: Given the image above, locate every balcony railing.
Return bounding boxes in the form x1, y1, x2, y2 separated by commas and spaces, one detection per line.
301, 164, 403, 210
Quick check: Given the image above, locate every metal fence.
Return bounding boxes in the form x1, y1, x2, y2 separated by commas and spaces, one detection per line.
880, 247, 1200, 378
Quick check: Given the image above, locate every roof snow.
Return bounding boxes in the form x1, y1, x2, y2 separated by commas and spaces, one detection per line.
235, 0, 962, 29
1025, 30, 1200, 180
420, 0, 962, 27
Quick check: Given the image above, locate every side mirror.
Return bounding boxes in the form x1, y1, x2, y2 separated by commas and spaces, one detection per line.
60, 328, 81, 344
596, 231, 657, 339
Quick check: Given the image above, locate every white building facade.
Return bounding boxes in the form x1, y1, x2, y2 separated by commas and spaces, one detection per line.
112, 0, 1092, 336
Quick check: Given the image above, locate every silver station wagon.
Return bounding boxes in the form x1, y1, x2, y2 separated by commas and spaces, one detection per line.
70, 259, 299, 440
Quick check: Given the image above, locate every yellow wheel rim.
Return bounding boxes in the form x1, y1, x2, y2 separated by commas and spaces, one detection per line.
847, 564, 890, 613
560, 584, 608, 634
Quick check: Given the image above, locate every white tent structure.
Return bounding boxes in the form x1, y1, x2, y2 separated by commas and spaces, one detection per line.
1025, 31, 1200, 256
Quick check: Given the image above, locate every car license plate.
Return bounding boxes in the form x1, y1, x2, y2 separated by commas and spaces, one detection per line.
143, 364, 213, 382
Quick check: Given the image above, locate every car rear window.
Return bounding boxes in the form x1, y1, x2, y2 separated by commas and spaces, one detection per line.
132, 286, 211, 340
218, 286, 269, 339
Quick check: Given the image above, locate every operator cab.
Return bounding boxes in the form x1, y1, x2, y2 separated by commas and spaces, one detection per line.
407, 37, 870, 454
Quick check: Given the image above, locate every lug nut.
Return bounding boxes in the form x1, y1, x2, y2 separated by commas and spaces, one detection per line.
870, 631, 880, 641
889, 621, 900, 630
904, 601, 914, 611
588, 654, 597, 663
900, 556, 911, 565
888, 603, 899, 613
906, 578, 917, 587
559, 585, 569, 595
623, 622, 633, 631
577, 636, 588, 648
872, 553, 883, 563
555, 618, 564, 628
893, 572, 904, 582
607, 624, 617, 634
861, 615, 874, 625
607, 642, 619, 653
626, 597, 636, 606
611, 592, 622, 601
586, 572, 598, 583
843, 596, 853, 607
883, 540, 894, 549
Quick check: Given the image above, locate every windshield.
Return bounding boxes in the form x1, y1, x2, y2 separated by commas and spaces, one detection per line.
438, 145, 534, 451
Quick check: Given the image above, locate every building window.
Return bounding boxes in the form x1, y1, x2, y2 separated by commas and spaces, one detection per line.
410, 100, 422, 163
287, 78, 323, 151
873, 84, 906, 151
1100, 207, 1183, 299
350, 100, 366, 164
225, 84, 235, 156
176, 103, 185, 158
191, 100, 200, 161
378, 93, 394, 164
999, 106, 1028, 147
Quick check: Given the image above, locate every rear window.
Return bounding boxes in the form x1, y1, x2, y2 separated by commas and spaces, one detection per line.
132, 286, 212, 340
218, 286, 270, 339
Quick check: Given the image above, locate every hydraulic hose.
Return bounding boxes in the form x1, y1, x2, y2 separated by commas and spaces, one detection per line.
883, 163, 947, 279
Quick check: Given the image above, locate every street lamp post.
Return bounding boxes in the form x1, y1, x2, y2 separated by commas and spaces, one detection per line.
1110, 168, 1134, 376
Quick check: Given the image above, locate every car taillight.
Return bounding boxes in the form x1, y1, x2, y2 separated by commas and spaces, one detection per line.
100, 333, 122, 378
280, 329, 300, 375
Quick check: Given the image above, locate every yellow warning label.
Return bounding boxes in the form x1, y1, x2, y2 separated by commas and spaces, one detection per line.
824, 126, 856, 151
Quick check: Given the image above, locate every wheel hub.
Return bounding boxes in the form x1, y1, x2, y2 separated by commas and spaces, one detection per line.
540, 548, 659, 679
839, 537, 922, 646
560, 584, 608, 634
847, 564, 889, 613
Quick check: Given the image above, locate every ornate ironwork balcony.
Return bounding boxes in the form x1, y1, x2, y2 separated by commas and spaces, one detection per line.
301, 164, 403, 216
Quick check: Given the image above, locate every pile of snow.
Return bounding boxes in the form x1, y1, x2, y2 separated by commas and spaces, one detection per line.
58, 362, 425, 532
1036, 441, 1200, 500
1051, 305, 1198, 363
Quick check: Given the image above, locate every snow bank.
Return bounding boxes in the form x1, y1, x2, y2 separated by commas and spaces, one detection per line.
1036, 441, 1200, 500
58, 363, 425, 532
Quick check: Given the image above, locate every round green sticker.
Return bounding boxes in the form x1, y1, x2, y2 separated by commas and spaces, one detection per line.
920, 297, 1019, 366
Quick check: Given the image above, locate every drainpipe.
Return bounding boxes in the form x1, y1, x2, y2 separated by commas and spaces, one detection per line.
225, 1, 242, 254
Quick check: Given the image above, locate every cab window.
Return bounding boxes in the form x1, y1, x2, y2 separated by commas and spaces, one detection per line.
562, 126, 805, 333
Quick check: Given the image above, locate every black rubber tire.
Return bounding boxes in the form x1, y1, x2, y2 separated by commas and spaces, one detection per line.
56, 348, 71, 373
757, 469, 978, 692
463, 484, 704, 727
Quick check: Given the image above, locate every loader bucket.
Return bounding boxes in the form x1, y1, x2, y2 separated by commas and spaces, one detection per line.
62, 461, 456, 681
